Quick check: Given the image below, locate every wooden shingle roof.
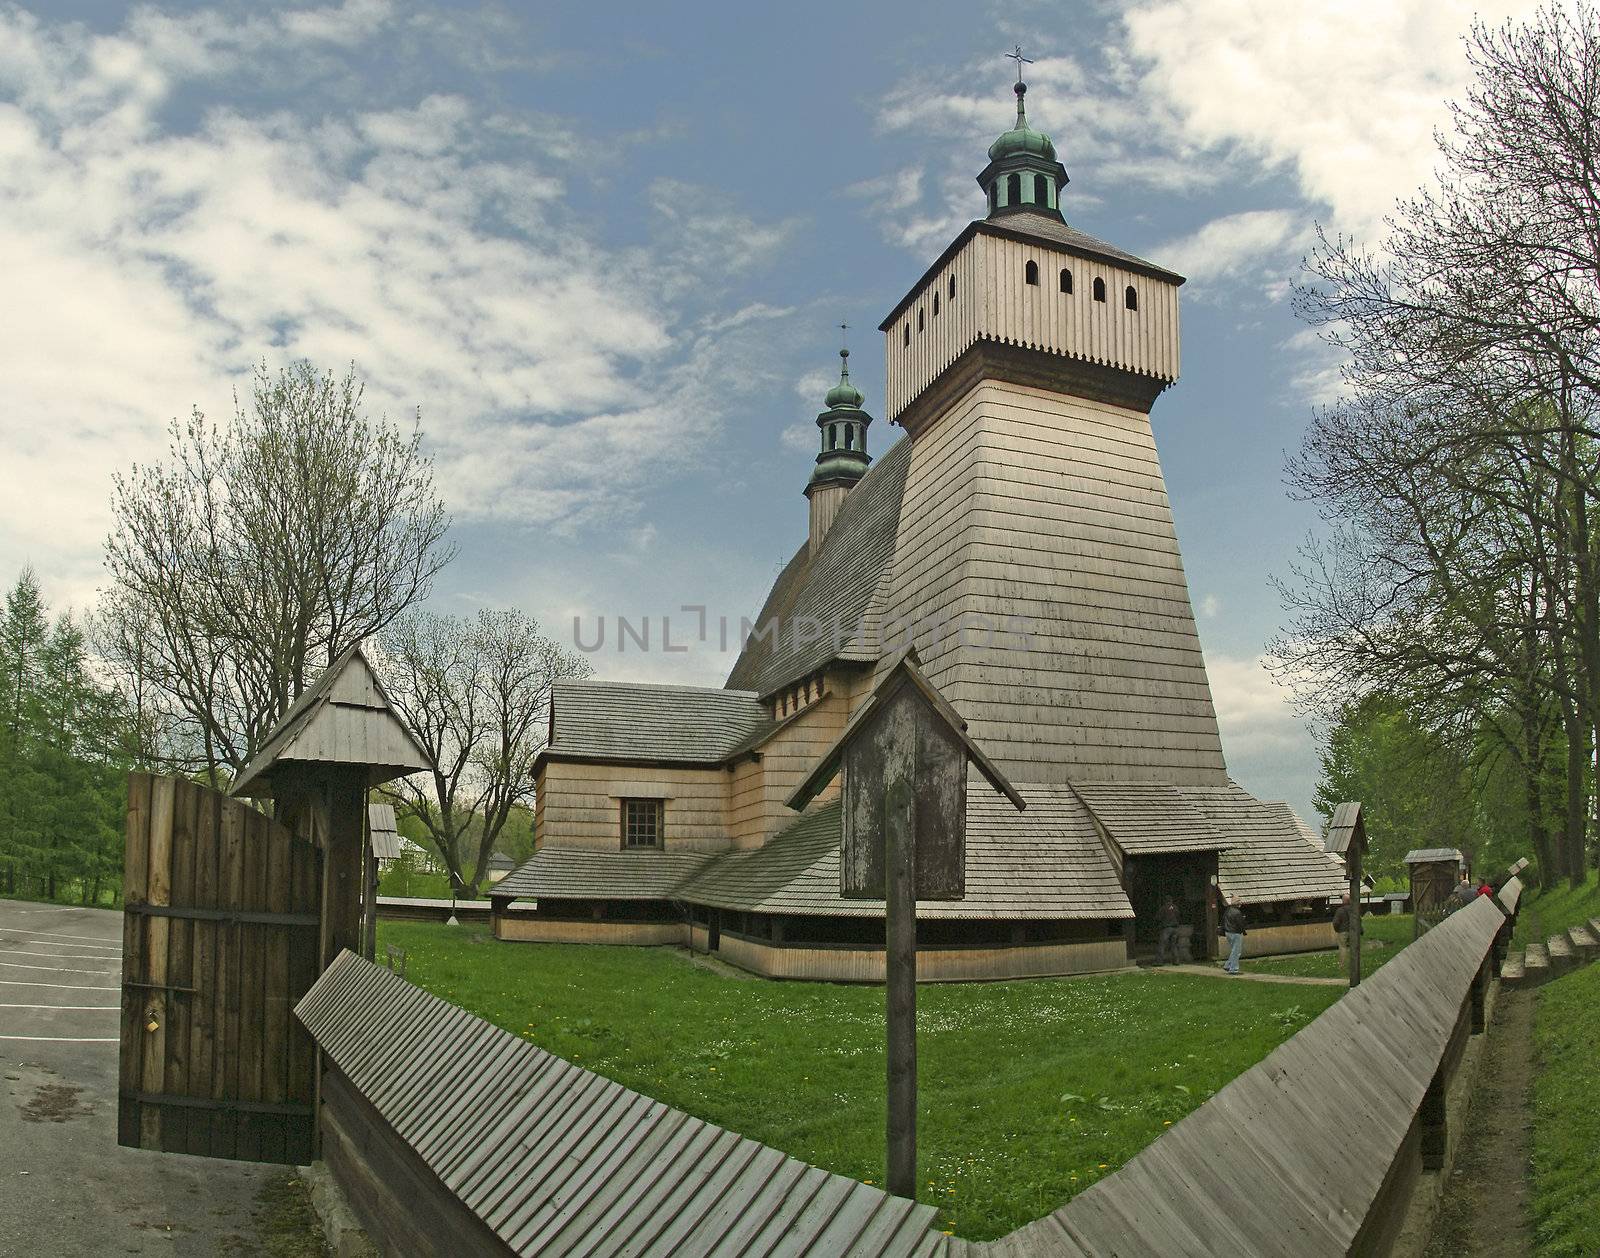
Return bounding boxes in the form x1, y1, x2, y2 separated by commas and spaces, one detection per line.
544, 681, 773, 766
1183, 784, 1347, 904
492, 848, 715, 902
230, 643, 431, 797
725, 437, 912, 700
369, 802, 402, 862
675, 785, 1132, 921
1071, 782, 1231, 855
1403, 847, 1464, 865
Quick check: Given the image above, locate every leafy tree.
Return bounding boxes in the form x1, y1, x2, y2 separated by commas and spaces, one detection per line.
378, 608, 588, 895
99, 360, 454, 785
1314, 695, 1477, 876
0, 570, 129, 903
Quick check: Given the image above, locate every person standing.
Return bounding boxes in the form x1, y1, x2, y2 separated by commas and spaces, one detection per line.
1451, 875, 1476, 911
1332, 893, 1353, 974
1157, 896, 1181, 965
1222, 896, 1246, 975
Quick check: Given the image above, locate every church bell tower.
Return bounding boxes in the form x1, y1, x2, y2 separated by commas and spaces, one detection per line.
803, 340, 873, 553
870, 58, 1228, 788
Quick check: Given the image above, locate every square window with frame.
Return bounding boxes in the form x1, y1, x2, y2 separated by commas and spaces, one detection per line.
620, 798, 663, 849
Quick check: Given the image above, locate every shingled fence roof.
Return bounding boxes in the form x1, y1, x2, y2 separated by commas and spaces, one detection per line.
299, 880, 1523, 1257
297, 951, 944, 1257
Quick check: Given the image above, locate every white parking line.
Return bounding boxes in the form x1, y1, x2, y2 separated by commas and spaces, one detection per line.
0, 948, 121, 963
0, 1035, 119, 1042
1, 927, 123, 946
0, 979, 119, 991
0, 960, 119, 976
1, 933, 122, 952
0, 1003, 119, 1010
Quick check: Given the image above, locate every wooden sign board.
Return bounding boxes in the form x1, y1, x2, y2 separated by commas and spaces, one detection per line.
840, 682, 967, 900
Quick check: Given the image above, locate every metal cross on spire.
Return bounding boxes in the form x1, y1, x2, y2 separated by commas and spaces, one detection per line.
839, 321, 849, 352
1006, 45, 1033, 84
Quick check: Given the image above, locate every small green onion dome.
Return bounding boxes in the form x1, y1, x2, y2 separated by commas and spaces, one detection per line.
825, 348, 864, 408
988, 82, 1056, 162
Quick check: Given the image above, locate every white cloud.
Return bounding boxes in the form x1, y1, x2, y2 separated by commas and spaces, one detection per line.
1122, 0, 1545, 239
1199, 593, 1220, 618
781, 421, 818, 454
0, 4, 793, 611
1206, 650, 1322, 822
1155, 209, 1302, 289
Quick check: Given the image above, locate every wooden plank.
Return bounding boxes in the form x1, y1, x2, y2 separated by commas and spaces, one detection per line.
287, 832, 320, 1164
263, 810, 293, 1164
118, 773, 152, 1149
188, 786, 220, 1158
139, 775, 176, 1150
164, 778, 198, 1153
235, 804, 270, 1160
214, 794, 246, 1160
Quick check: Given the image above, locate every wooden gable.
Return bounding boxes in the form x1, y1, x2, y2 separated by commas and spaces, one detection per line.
230, 643, 431, 798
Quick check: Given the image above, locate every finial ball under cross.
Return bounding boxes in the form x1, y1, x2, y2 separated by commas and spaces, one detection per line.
1007, 45, 1033, 85
839, 321, 849, 360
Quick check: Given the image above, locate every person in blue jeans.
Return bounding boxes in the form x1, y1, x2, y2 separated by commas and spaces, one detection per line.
1222, 896, 1246, 974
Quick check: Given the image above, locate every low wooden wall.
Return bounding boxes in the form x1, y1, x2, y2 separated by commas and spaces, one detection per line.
706, 931, 1130, 982
376, 896, 491, 924
493, 915, 689, 946
1241, 920, 1337, 957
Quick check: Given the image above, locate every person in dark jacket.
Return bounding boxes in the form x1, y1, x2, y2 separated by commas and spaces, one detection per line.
1331, 894, 1353, 973
1157, 897, 1181, 965
1222, 897, 1246, 974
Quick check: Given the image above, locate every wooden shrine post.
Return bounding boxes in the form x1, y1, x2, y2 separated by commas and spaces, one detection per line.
231, 643, 432, 972
787, 648, 1023, 1199
1326, 802, 1368, 988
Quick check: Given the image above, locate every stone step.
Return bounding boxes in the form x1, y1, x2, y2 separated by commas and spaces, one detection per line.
1589, 916, 1600, 941
1501, 951, 1526, 984
1547, 933, 1576, 970
1524, 941, 1550, 973
1568, 923, 1600, 959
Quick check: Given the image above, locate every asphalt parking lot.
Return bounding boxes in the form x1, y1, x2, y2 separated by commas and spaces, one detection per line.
0, 899, 320, 1255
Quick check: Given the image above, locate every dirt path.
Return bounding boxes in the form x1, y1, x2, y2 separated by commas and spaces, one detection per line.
1424, 988, 1535, 1258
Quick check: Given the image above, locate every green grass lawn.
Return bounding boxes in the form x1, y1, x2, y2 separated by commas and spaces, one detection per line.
1512, 869, 1600, 951
377, 922, 1341, 1240
1531, 958, 1600, 1257
375, 866, 483, 900
1249, 913, 1418, 979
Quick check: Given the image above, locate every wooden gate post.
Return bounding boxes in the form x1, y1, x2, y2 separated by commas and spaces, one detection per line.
884, 779, 917, 1199
1326, 803, 1369, 989
785, 648, 1024, 1202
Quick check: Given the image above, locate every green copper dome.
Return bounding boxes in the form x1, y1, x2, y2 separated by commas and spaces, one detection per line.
825, 348, 864, 408
987, 82, 1056, 162
805, 344, 872, 495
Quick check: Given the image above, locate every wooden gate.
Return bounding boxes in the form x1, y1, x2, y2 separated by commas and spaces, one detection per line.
119, 773, 321, 1164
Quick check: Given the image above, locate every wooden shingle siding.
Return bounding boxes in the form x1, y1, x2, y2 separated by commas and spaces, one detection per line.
295, 953, 944, 1257
871, 380, 1228, 785
535, 760, 731, 852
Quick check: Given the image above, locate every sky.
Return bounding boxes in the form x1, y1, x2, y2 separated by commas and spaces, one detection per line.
0, 0, 1549, 827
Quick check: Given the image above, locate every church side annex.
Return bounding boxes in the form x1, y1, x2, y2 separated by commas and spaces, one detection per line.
491, 70, 1346, 981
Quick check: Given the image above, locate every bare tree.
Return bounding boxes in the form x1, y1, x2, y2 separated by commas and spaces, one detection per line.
99, 361, 454, 784
377, 608, 589, 895
1279, 4, 1600, 883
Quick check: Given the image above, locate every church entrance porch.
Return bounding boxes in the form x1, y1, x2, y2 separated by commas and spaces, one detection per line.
1123, 852, 1218, 964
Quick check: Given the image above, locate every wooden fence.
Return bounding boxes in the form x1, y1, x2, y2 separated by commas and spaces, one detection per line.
295, 880, 1521, 1257
119, 773, 321, 1163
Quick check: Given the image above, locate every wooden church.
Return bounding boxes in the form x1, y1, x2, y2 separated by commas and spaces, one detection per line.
491, 72, 1345, 979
